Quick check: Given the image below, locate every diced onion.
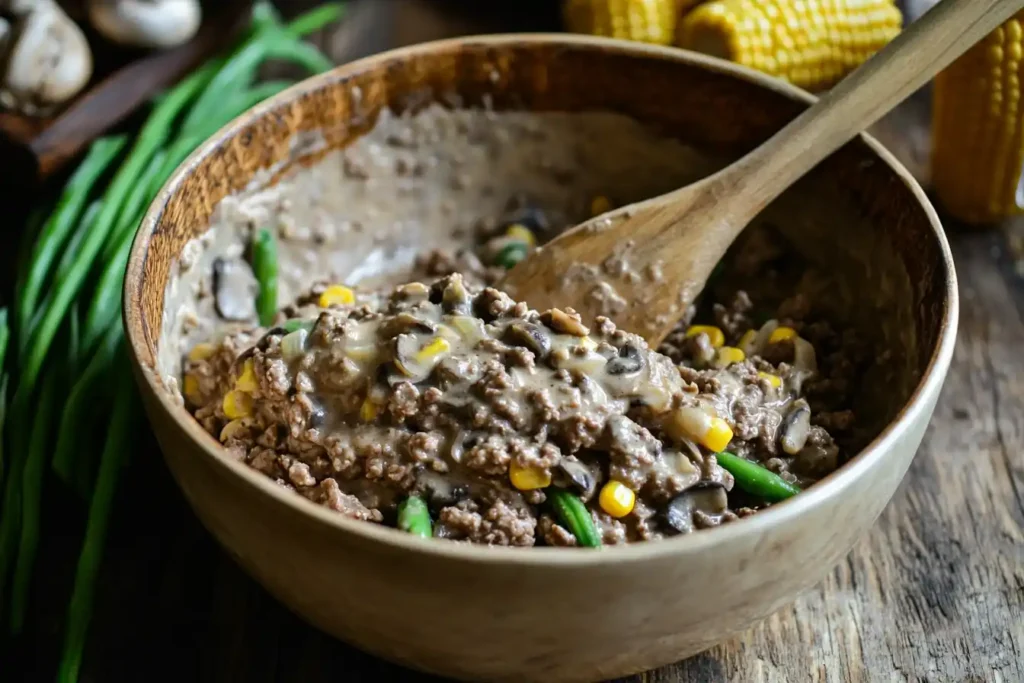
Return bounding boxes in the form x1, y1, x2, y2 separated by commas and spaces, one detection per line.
281, 328, 308, 361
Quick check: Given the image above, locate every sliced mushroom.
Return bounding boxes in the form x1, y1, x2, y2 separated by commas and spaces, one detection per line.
606, 343, 644, 375
663, 484, 729, 535
555, 456, 599, 501
379, 312, 436, 339
392, 333, 448, 382
504, 321, 551, 358
87, 0, 201, 49
418, 470, 469, 509
779, 400, 811, 455
1, 1, 93, 115
540, 308, 589, 337
213, 257, 259, 321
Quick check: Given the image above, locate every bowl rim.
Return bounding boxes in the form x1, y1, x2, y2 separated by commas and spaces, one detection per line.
124, 33, 959, 567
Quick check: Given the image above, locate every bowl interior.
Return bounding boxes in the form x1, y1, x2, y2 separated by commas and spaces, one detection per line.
128, 35, 951, 518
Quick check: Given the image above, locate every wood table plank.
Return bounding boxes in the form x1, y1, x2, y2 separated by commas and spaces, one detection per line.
5, 1, 1023, 681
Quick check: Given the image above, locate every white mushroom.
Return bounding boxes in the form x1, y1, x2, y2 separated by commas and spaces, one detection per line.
0, 0, 93, 115
87, 0, 201, 49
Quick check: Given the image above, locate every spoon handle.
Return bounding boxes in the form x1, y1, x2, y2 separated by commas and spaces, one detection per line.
709, 0, 1024, 223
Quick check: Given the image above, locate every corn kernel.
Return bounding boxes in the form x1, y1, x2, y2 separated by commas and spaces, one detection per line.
685, 325, 725, 348
505, 223, 536, 247
703, 417, 734, 453
188, 343, 216, 362
359, 397, 379, 422
769, 326, 797, 344
599, 480, 636, 518
590, 195, 613, 216
318, 284, 355, 308
222, 390, 253, 419
414, 337, 451, 364
738, 329, 757, 349
219, 419, 247, 442
715, 346, 746, 367
759, 371, 783, 389
183, 374, 201, 403
235, 358, 258, 392
509, 461, 551, 490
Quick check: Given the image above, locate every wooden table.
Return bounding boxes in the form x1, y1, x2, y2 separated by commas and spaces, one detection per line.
8, 1, 1023, 681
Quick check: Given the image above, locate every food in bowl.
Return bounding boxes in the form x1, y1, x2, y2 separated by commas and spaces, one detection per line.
161, 105, 872, 546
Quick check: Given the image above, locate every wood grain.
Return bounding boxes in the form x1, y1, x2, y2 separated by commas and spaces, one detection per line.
3, 1, 1021, 682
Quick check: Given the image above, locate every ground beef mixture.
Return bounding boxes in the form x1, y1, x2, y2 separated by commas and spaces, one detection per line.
184, 225, 858, 546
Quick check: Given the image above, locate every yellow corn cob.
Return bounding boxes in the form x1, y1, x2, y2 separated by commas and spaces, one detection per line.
563, 0, 687, 46
932, 13, 1024, 225
677, 0, 902, 92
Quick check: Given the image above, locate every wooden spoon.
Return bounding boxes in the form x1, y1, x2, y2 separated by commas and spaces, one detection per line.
501, 0, 1021, 346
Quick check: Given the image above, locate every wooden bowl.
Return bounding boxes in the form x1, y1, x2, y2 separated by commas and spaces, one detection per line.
124, 35, 958, 682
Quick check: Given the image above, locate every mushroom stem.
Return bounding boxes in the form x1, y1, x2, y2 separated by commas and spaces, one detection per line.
87, 0, 202, 50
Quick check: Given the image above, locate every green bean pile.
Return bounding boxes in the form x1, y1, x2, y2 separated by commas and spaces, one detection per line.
0, 4, 343, 679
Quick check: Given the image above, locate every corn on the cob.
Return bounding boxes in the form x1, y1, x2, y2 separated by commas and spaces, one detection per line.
563, 0, 687, 46
677, 0, 903, 92
932, 13, 1024, 225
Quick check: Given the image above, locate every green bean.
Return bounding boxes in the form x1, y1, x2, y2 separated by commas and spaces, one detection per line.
0, 306, 10, 480
68, 303, 80, 376
53, 324, 123, 491
81, 236, 132, 359
496, 242, 529, 269
56, 201, 103, 282
8, 369, 59, 632
0, 387, 28, 606
282, 318, 314, 333
547, 488, 602, 548
57, 361, 134, 683
397, 496, 432, 538
0, 308, 9, 373
0, 374, 8, 482
252, 229, 279, 326
0, 308, 9, 483
181, 27, 333, 135
14, 207, 49, 305
286, 2, 346, 38
100, 150, 167, 264
715, 452, 801, 502
19, 65, 215, 401
17, 137, 127, 342
21, 202, 103, 360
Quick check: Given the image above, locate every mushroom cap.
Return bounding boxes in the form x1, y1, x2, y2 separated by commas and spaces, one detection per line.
2, 4, 93, 109
88, 0, 202, 50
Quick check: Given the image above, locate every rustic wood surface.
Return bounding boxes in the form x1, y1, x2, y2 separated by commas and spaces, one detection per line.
6, 1, 1023, 681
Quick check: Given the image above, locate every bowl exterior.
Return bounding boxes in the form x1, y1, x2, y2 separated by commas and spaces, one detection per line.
135, 360, 942, 682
